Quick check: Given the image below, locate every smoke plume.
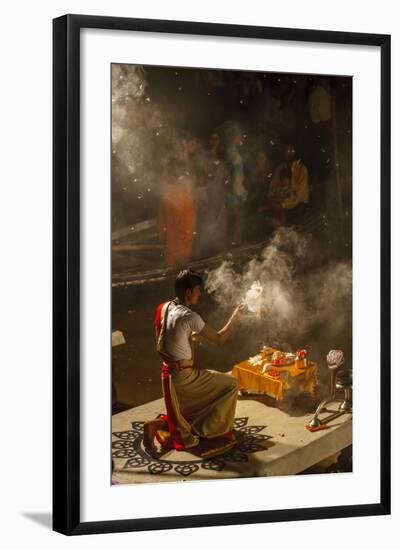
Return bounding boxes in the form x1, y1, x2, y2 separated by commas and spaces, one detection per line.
204, 227, 352, 346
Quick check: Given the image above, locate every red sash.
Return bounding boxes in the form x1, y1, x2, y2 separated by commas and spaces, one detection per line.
154, 301, 187, 451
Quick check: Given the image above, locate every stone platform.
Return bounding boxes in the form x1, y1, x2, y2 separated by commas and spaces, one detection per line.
112, 397, 352, 484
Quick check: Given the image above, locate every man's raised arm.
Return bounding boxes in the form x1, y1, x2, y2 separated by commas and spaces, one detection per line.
197, 304, 244, 347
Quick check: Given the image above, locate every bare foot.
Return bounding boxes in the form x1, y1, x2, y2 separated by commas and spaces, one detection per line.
143, 418, 167, 455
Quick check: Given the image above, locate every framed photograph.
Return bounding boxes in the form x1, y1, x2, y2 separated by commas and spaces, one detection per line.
53, 14, 390, 535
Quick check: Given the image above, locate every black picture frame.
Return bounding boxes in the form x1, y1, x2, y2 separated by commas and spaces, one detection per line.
53, 14, 391, 535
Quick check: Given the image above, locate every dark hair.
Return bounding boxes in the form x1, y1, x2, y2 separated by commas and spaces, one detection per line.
174, 269, 204, 302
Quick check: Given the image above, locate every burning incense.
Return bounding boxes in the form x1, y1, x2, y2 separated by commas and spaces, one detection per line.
243, 281, 268, 319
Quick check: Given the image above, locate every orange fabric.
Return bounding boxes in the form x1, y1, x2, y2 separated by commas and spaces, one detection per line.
282, 160, 309, 209
232, 348, 318, 400
158, 167, 196, 268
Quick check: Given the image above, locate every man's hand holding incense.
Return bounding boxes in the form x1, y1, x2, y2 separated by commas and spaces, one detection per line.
199, 303, 245, 347
232, 303, 245, 322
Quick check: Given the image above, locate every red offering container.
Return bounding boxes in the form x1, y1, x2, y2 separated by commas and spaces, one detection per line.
295, 349, 308, 369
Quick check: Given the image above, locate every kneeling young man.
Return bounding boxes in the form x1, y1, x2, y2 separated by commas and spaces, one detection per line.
144, 269, 244, 456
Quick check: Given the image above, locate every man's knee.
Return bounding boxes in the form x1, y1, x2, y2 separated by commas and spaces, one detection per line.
226, 374, 239, 392
213, 371, 239, 393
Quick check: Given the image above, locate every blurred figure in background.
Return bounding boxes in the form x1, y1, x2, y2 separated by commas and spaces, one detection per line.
266, 166, 292, 226
224, 124, 248, 246
194, 132, 229, 258
246, 149, 272, 240
158, 133, 197, 268
271, 144, 309, 224
282, 144, 309, 209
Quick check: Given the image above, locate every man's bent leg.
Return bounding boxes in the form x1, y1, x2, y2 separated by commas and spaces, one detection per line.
175, 369, 240, 439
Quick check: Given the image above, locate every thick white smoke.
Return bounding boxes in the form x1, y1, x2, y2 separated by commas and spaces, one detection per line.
111, 63, 209, 228
204, 227, 352, 343
112, 64, 151, 176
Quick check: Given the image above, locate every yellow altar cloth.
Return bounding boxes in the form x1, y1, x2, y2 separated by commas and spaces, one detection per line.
232, 347, 318, 401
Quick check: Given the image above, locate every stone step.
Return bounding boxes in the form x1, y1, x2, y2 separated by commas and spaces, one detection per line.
111, 397, 352, 484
